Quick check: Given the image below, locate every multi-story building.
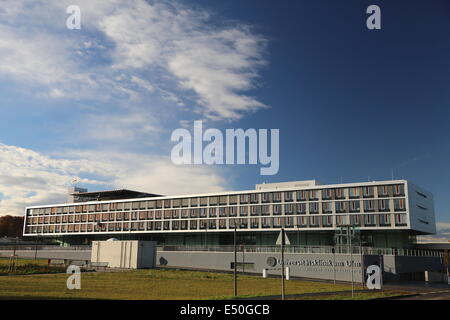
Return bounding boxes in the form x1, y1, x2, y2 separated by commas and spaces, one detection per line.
23, 180, 436, 248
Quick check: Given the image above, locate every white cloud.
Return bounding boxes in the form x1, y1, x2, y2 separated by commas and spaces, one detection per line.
417, 222, 450, 243
0, 0, 268, 121
0, 142, 228, 217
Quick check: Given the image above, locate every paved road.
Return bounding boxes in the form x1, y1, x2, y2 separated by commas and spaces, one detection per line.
393, 290, 450, 300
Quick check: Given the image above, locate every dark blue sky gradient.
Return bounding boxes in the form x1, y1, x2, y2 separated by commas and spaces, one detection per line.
191, 0, 450, 223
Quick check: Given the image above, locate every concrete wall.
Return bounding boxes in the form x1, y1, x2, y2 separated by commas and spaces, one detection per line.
157, 251, 369, 282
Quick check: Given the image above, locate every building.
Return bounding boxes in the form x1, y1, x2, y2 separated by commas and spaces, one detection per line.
23, 180, 436, 248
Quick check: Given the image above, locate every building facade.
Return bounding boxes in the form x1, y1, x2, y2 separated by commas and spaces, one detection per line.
23, 180, 436, 248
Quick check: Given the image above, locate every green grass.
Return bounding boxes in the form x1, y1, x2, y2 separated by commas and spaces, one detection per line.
0, 266, 361, 300
0, 258, 67, 276
0, 258, 411, 300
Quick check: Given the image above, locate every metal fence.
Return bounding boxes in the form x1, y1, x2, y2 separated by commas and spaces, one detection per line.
0, 244, 91, 251
158, 245, 444, 257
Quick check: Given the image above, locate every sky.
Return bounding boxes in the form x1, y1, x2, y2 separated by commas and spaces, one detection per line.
0, 0, 449, 240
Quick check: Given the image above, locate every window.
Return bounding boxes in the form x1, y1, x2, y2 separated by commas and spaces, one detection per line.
349, 187, 360, 198
362, 186, 374, 198
309, 202, 318, 214
272, 217, 282, 228
273, 192, 282, 202
297, 190, 307, 201
285, 216, 294, 228
189, 220, 197, 230
219, 219, 227, 229
146, 221, 153, 230
240, 194, 249, 204
285, 204, 294, 215
200, 208, 207, 217
250, 193, 259, 203
394, 199, 405, 211
139, 201, 147, 210
229, 195, 238, 205
219, 196, 227, 205
208, 219, 217, 229
239, 206, 248, 216
322, 189, 333, 200
322, 215, 332, 227
139, 211, 148, 220
296, 203, 306, 214
200, 219, 208, 229
209, 207, 217, 217
219, 207, 228, 217
377, 185, 390, 197
250, 218, 259, 228
349, 201, 360, 213
364, 215, 375, 226
395, 214, 407, 226
262, 217, 271, 228
310, 216, 319, 226
273, 204, 282, 215
284, 191, 294, 202
350, 215, 361, 226
250, 205, 260, 216
378, 200, 390, 212
190, 208, 199, 218
364, 200, 375, 212
209, 196, 218, 206
379, 214, 391, 226
322, 202, 332, 214
163, 210, 171, 219
180, 220, 188, 230
393, 184, 405, 196
297, 216, 308, 227
262, 193, 271, 203
336, 215, 349, 226
336, 201, 348, 213
309, 190, 318, 200
200, 197, 208, 206
173, 199, 181, 208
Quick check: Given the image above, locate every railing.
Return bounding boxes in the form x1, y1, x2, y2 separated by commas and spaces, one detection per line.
158, 245, 444, 257
0, 244, 91, 251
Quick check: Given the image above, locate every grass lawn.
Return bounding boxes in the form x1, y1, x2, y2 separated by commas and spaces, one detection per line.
0, 258, 409, 300
0, 258, 66, 276
0, 266, 359, 300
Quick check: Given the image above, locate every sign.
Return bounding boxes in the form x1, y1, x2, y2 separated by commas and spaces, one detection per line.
276, 230, 290, 246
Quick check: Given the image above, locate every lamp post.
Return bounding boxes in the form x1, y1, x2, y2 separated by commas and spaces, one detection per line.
233, 221, 237, 297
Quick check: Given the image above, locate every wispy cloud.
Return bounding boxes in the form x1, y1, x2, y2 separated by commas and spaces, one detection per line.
0, 0, 269, 122
0, 142, 227, 216
417, 222, 450, 243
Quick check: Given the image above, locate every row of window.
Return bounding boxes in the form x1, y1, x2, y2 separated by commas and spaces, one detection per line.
25, 213, 408, 234
26, 199, 407, 226
29, 185, 406, 216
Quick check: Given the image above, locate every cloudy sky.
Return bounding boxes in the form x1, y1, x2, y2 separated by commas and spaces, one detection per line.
0, 0, 449, 240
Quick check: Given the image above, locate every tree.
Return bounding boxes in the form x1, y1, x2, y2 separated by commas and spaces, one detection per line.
0, 215, 24, 238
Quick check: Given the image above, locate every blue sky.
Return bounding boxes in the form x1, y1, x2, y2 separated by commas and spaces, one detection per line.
0, 0, 449, 238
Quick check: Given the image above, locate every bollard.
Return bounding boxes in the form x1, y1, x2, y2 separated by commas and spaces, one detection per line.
286, 267, 290, 280
262, 268, 267, 278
